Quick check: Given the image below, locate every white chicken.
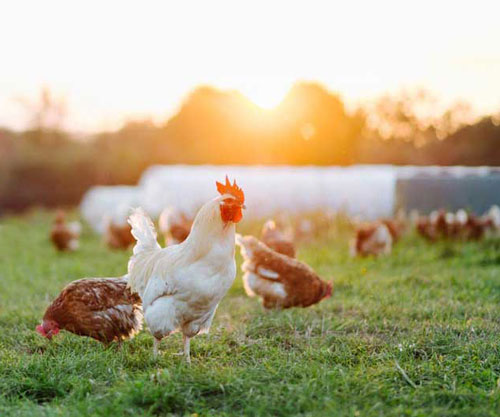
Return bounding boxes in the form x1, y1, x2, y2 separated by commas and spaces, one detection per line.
126, 177, 245, 362
158, 206, 193, 246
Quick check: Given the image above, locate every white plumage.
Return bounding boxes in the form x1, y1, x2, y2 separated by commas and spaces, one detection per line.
129, 208, 161, 256
488, 205, 500, 229
127, 195, 239, 362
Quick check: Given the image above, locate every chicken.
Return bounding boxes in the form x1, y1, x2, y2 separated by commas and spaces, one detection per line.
350, 223, 393, 257
50, 210, 81, 252
443, 211, 460, 239
487, 205, 500, 231
416, 216, 439, 241
104, 220, 135, 250
430, 209, 449, 238
127, 176, 245, 362
236, 235, 332, 309
36, 276, 142, 344
462, 213, 491, 241
295, 217, 316, 241
380, 218, 406, 244
158, 206, 193, 246
416, 209, 492, 242
261, 220, 296, 257
409, 209, 421, 227
415, 210, 454, 241
481, 205, 500, 237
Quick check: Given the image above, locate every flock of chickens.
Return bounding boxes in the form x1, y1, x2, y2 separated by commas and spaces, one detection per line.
350, 206, 500, 257
41, 179, 500, 362
415, 207, 500, 242
41, 177, 332, 362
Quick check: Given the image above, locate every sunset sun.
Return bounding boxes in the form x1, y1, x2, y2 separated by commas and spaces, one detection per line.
240, 83, 290, 110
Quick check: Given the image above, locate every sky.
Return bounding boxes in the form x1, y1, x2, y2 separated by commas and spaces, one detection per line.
1, 0, 499, 132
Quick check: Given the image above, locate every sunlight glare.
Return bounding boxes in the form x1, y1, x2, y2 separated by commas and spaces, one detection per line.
241, 83, 290, 110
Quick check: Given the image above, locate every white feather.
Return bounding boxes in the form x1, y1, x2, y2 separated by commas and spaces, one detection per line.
68, 221, 82, 235
488, 205, 500, 228
243, 272, 287, 300
68, 239, 79, 251
257, 267, 280, 279
128, 208, 161, 255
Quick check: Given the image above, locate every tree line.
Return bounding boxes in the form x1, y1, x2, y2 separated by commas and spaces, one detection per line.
0, 83, 499, 213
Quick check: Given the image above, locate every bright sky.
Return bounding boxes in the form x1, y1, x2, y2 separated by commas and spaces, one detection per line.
1, 0, 499, 132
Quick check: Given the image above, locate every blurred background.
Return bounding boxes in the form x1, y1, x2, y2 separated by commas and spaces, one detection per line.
1, 0, 499, 217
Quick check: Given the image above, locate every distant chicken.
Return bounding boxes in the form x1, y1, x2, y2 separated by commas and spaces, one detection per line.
158, 206, 193, 246
416, 209, 493, 242
430, 209, 449, 237
236, 235, 332, 309
380, 218, 406, 243
409, 210, 421, 227
416, 216, 439, 241
350, 223, 393, 257
462, 213, 491, 241
487, 205, 500, 231
36, 276, 142, 344
261, 220, 296, 258
294, 217, 316, 241
50, 210, 81, 252
483, 205, 500, 237
105, 220, 135, 250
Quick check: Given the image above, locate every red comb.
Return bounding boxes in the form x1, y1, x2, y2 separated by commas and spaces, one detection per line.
216, 176, 245, 204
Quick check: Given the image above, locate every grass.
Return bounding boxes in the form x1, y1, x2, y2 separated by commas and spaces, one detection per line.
1, 211, 500, 416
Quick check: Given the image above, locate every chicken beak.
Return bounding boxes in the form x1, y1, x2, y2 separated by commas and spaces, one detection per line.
35, 325, 46, 337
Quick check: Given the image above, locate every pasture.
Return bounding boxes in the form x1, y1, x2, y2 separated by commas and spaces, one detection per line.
1, 211, 500, 416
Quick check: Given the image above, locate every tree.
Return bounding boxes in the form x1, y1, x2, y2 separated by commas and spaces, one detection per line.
16, 87, 68, 145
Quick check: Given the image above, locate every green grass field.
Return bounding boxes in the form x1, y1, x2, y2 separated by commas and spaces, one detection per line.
1, 211, 500, 416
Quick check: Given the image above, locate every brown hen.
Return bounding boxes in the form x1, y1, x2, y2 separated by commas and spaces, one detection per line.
261, 220, 296, 258
36, 277, 142, 344
50, 210, 81, 252
104, 221, 135, 250
236, 235, 332, 309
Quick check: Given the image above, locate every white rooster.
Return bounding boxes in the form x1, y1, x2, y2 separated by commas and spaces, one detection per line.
126, 177, 245, 362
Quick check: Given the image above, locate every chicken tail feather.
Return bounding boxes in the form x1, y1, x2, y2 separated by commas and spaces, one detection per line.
128, 208, 161, 255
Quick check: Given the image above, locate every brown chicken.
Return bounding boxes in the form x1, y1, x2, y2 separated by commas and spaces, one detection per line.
36, 276, 142, 344
430, 209, 449, 237
416, 210, 454, 241
50, 210, 81, 252
261, 220, 296, 258
380, 218, 405, 243
416, 209, 492, 242
158, 206, 193, 246
104, 221, 136, 250
350, 223, 393, 257
294, 217, 316, 241
236, 235, 332, 309
462, 214, 491, 240
416, 216, 439, 241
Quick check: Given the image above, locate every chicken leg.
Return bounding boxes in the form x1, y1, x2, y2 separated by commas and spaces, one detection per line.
153, 337, 161, 359
183, 334, 191, 364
